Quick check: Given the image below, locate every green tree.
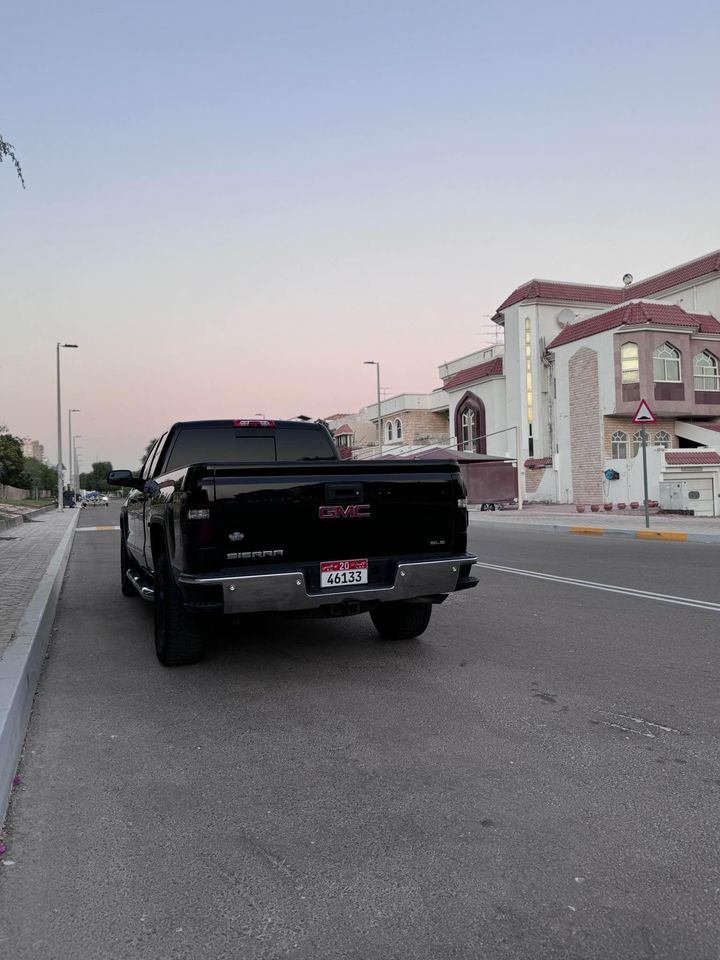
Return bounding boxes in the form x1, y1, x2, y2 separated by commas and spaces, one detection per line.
19, 457, 45, 496
0, 135, 24, 188
19, 459, 58, 497
0, 434, 25, 486
79, 461, 114, 492
141, 438, 158, 466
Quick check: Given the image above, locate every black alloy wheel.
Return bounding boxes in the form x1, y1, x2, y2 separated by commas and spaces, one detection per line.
154, 552, 204, 666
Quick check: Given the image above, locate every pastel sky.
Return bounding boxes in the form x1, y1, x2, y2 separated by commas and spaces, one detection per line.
2, 0, 719, 469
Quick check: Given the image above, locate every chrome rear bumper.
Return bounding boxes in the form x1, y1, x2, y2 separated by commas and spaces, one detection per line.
178, 554, 477, 615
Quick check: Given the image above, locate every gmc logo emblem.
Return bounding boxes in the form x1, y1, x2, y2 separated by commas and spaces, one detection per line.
319, 504, 371, 519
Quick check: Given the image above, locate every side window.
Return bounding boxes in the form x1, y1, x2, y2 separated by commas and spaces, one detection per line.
653, 342, 681, 382
693, 351, 719, 391
611, 430, 628, 459
621, 342, 639, 384
144, 433, 168, 478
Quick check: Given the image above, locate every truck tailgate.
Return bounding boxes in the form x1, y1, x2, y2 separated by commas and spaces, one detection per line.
209, 461, 465, 568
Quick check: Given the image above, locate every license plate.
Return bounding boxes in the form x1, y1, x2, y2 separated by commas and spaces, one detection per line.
320, 559, 368, 588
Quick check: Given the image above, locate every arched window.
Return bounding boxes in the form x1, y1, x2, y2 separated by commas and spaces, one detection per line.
461, 409, 476, 451
631, 431, 644, 457
654, 430, 671, 449
621, 342, 640, 384
611, 430, 628, 459
386, 420, 393, 442
653, 343, 681, 382
454, 392, 487, 454
693, 351, 719, 391
395, 419, 403, 440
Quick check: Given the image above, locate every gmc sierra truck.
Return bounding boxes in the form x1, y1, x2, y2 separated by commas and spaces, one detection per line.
108, 419, 477, 666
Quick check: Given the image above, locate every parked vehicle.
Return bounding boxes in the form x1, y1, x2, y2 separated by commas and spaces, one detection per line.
108, 419, 477, 666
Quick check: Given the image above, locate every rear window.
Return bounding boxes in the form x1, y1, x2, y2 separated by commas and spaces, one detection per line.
164, 426, 337, 471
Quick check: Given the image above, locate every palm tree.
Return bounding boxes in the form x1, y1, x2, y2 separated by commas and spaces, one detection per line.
0, 136, 24, 187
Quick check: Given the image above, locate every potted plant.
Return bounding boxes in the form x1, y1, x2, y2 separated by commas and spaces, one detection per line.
576, 504, 586, 513
603, 503, 613, 511
590, 504, 600, 512
617, 502, 627, 510
630, 501, 639, 509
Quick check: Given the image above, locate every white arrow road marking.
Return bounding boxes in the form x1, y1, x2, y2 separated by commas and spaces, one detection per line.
473, 561, 720, 613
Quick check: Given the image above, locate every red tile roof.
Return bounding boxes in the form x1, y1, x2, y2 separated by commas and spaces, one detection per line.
665, 450, 720, 466
494, 249, 720, 317
443, 357, 503, 390
495, 280, 623, 315
524, 456, 552, 468
333, 423, 354, 435
627, 250, 720, 300
548, 302, 720, 349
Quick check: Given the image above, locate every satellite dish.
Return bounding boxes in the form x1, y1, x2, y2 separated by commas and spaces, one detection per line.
622, 273, 633, 286
557, 308, 575, 328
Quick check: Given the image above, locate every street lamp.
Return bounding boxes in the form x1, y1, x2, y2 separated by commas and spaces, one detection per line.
73, 435, 82, 493
56, 343, 78, 510
68, 409, 80, 494
364, 361, 383, 456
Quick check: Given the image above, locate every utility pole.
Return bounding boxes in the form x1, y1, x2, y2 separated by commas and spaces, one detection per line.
364, 361, 383, 456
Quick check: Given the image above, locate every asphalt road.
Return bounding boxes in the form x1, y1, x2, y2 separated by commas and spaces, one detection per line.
1, 503, 719, 959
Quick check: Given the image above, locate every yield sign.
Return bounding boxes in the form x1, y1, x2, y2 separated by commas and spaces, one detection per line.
632, 399, 656, 424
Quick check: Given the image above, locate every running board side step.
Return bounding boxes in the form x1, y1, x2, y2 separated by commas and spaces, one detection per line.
126, 570, 155, 601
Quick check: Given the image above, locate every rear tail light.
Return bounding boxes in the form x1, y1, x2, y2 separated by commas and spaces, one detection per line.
183, 502, 213, 546
457, 498, 468, 508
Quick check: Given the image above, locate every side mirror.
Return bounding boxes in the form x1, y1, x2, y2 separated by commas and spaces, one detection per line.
107, 469, 142, 490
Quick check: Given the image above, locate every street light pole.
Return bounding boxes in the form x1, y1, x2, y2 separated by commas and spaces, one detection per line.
68, 409, 80, 495
364, 361, 383, 457
73, 436, 82, 492
56, 343, 78, 511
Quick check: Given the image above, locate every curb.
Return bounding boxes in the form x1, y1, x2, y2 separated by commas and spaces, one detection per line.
23, 503, 60, 522
470, 518, 720, 544
0, 515, 24, 533
0, 503, 60, 532
0, 510, 80, 824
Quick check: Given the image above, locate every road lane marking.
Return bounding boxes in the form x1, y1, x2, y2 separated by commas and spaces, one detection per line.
591, 719, 656, 738
473, 561, 720, 612
76, 525, 120, 532
608, 713, 683, 734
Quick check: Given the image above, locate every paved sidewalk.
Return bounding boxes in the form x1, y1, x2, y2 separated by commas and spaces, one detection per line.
0, 509, 79, 658
470, 502, 720, 540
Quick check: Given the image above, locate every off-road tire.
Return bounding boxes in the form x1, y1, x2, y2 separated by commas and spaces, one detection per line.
154, 552, 204, 666
370, 601, 432, 641
120, 535, 138, 597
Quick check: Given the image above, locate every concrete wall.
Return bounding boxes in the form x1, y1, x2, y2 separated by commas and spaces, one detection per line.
603, 447, 663, 505
0, 484, 32, 501
652, 275, 720, 316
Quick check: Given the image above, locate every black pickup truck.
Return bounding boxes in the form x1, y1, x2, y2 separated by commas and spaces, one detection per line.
108, 419, 477, 666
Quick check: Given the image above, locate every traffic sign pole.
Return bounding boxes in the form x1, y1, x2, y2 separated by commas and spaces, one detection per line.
631, 398, 656, 529
641, 427, 650, 529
